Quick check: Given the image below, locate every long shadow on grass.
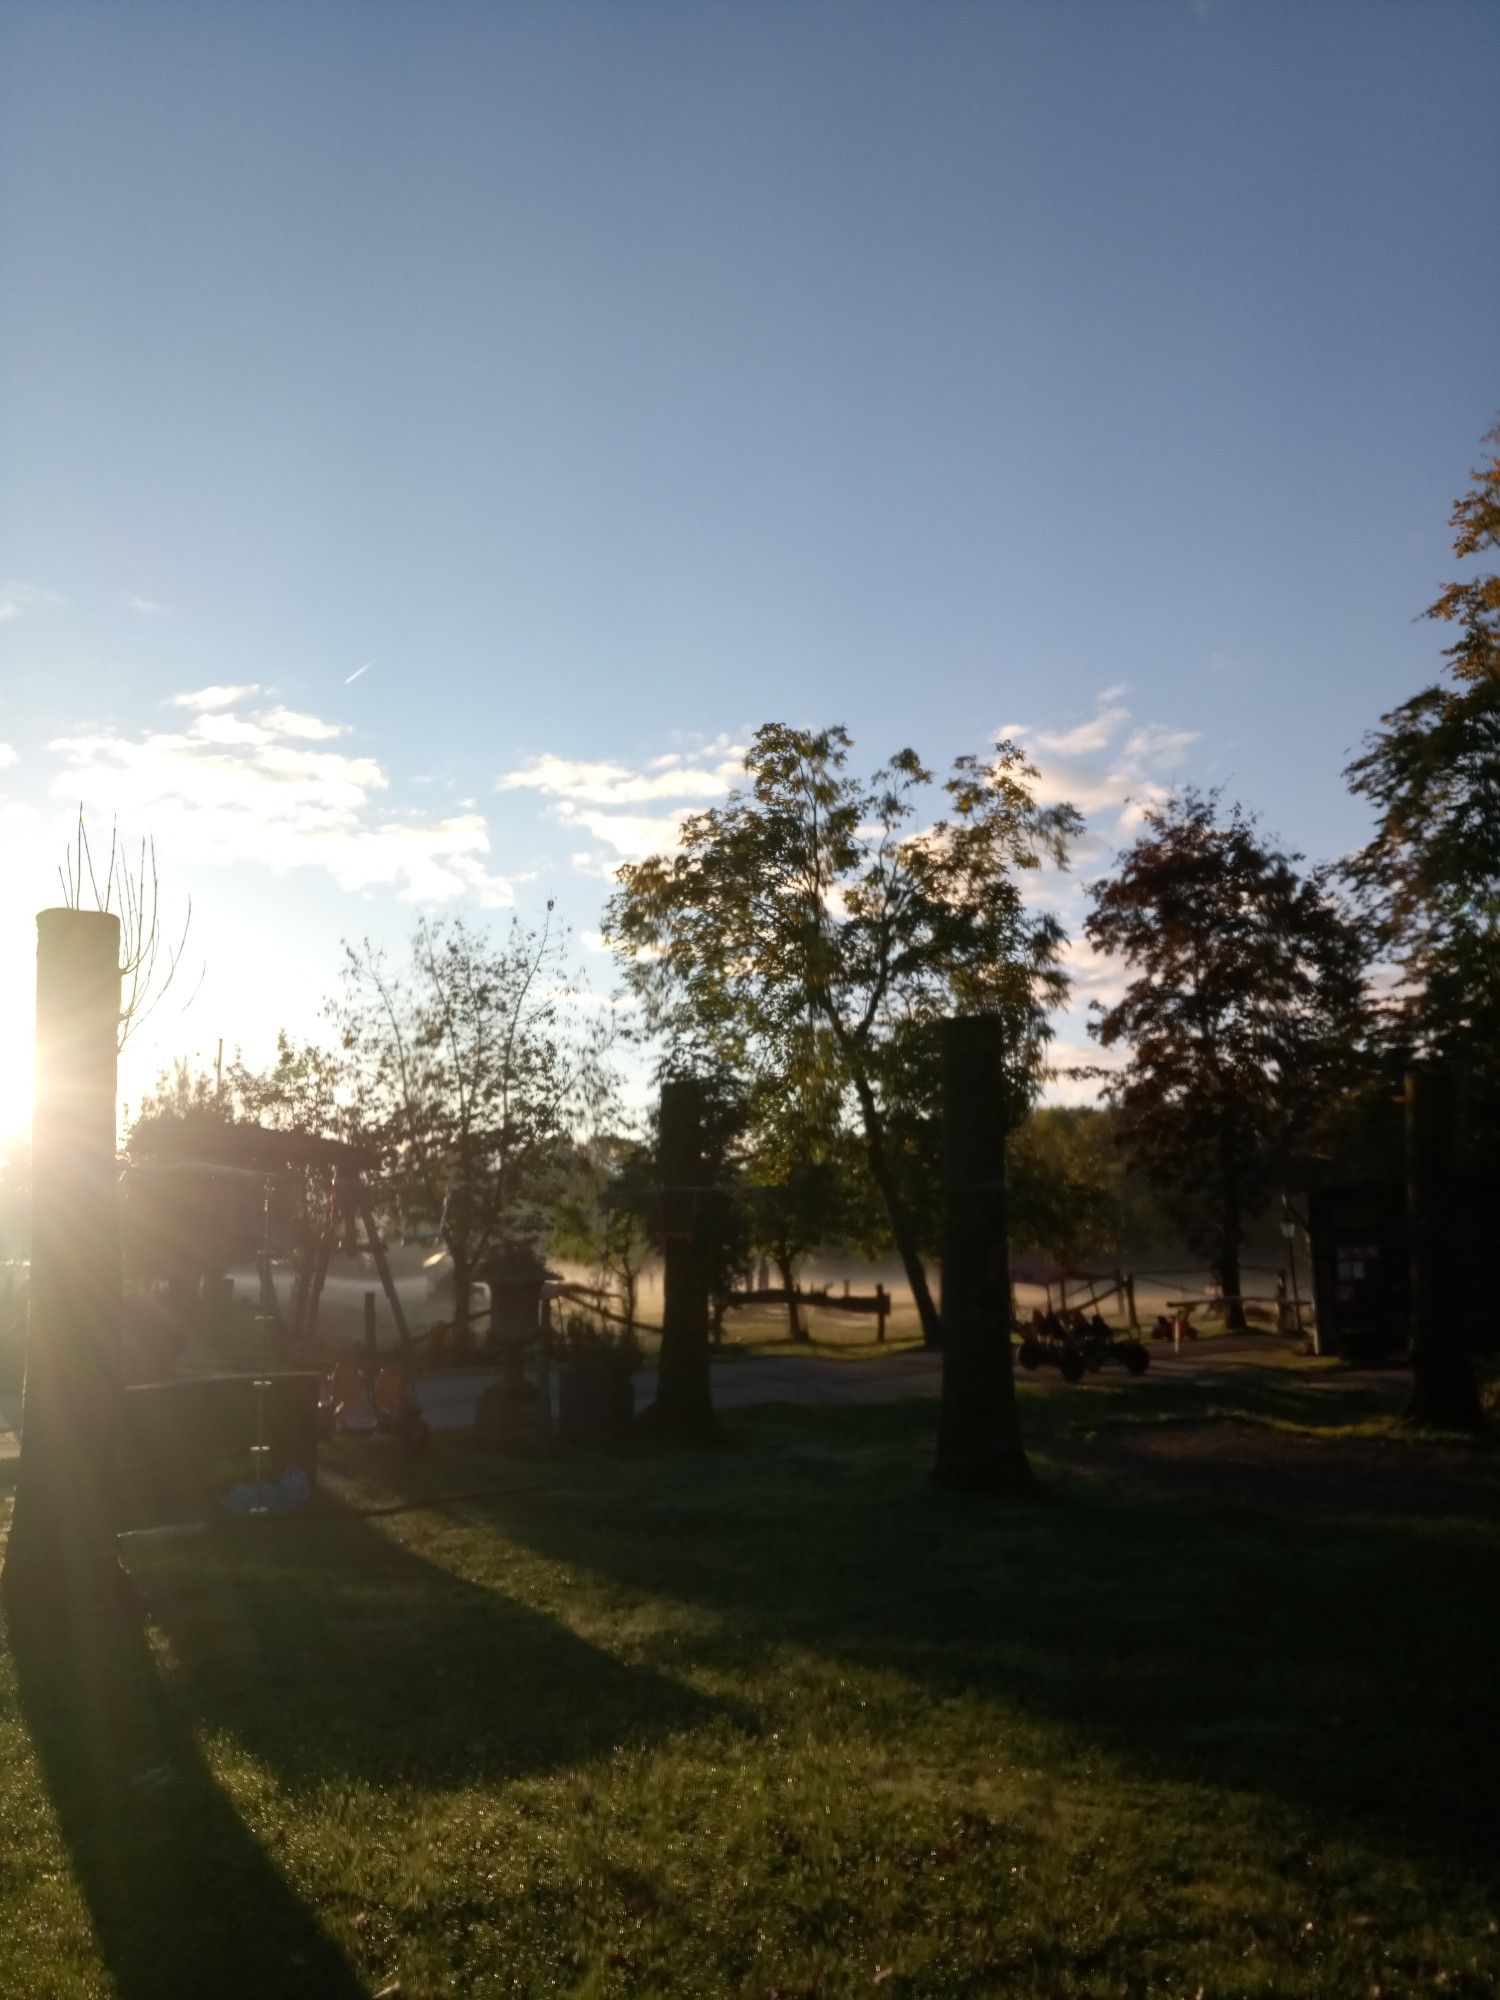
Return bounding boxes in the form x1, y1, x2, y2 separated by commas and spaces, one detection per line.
8, 1580, 368, 2000
467, 1396, 1500, 1890
130, 1487, 730, 1796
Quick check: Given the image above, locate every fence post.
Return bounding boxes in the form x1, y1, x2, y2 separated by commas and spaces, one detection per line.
363, 1290, 377, 1362
876, 1283, 888, 1344
4, 909, 124, 1601
932, 1015, 1034, 1495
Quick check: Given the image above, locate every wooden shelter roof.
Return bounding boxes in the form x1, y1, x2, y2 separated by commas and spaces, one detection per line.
130, 1116, 375, 1175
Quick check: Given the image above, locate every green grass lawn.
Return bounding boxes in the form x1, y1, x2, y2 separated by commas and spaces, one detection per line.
2, 1376, 1496, 1999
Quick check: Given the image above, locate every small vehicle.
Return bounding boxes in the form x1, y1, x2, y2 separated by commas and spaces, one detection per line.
1017, 1311, 1087, 1382
1078, 1317, 1151, 1376
1018, 1310, 1149, 1381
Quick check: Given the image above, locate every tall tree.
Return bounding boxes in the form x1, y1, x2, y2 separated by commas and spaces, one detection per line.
1007, 1106, 1133, 1269
1346, 422, 1500, 1097
1084, 791, 1368, 1330
339, 912, 609, 1340
1346, 423, 1500, 1431
741, 1063, 851, 1344
552, 1133, 656, 1336
604, 724, 1079, 1348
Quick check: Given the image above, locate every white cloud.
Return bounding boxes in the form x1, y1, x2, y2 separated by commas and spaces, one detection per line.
497, 735, 747, 870
260, 706, 348, 741
49, 696, 513, 907
127, 595, 169, 615
553, 803, 697, 860
0, 743, 17, 769
0, 581, 61, 622
170, 684, 263, 712
1004, 686, 1199, 846
497, 743, 745, 808
1041, 1037, 1124, 1107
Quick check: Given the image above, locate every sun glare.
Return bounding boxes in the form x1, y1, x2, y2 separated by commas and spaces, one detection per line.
0, 987, 34, 1150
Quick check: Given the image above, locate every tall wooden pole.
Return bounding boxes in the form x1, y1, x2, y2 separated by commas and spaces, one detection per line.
4, 910, 124, 1598
642, 1077, 719, 1443
933, 1015, 1034, 1495
1403, 1065, 1488, 1434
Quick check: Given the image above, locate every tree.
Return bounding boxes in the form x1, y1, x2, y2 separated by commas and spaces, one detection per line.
552, 1132, 655, 1335
744, 1147, 845, 1343
1345, 423, 1500, 1431
224, 1031, 352, 1142
605, 724, 1080, 1348
1007, 1106, 1130, 1269
338, 912, 609, 1342
740, 1062, 851, 1344
1346, 422, 1500, 1103
126, 1032, 361, 1356
1084, 791, 1368, 1331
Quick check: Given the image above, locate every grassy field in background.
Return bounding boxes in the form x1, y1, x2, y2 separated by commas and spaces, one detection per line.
3, 1370, 1496, 1999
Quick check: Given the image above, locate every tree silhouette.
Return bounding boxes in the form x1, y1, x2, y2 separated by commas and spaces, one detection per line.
1085, 791, 1368, 1330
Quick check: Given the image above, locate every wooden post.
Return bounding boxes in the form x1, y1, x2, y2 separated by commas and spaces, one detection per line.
932, 1015, 1034, 1495
363, 1290, 377, 1362
4, 910, 125, 1599
1123, 1272, 1138, 1331
641, 1077, 719, 1442
876, 1283, 888, 1344
1403, 1066, 1488, 1433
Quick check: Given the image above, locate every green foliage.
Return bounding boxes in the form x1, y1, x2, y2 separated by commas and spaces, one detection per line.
1007, 1106, 1128, 1265
551, 1133, 657, 1331
224, 1031, 352, 1140
336, 914, 611, 1309
605, 723, 1081, 1339
1424, 421, 1500, 689
1084, 791, 1369, 1301
1346, 423, 1500, 1119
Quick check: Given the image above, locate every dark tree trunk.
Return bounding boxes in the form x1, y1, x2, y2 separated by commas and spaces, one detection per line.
849, 1068, 942, 1347
4, 910, 126, 1604
1217, 1209, 1247, 1333
641, 1077, 720, 1443
932, 1015, 1035, 1496
774, 1250, 806, 1342
1403, 1067, 1491, 1436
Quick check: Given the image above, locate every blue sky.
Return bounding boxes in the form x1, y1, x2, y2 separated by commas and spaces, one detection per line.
1, 0, 1496, 1133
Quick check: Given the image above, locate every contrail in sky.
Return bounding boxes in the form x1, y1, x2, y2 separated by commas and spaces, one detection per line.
345, 661, 372, 685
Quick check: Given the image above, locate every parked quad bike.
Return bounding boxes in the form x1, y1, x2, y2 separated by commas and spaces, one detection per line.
1018, 1324, 1149, 1381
